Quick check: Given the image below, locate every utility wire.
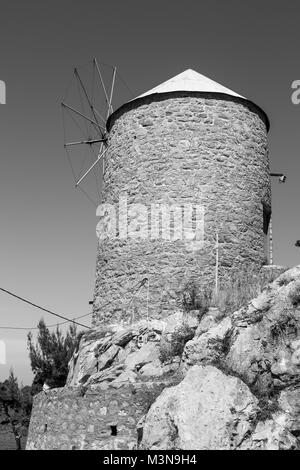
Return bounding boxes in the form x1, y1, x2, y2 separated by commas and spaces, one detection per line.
0, 278, 149, 331
0, 287, 91, 329
0, 312, 94, 331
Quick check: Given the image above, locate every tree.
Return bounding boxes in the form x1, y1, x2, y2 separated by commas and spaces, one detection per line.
27, 319, 81, 391
0, 369, 30, 450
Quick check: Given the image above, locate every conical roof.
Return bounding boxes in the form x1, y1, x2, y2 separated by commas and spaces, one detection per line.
136, 68, 245, 100
107, 68, 269, 131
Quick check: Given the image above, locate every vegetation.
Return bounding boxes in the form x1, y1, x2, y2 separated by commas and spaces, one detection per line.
27, 319, 82, 391
159, 324, 195, 364
0, 369, 32, 450
288, 284, 300, 308
181, 267, 283, 319
270, 309, 298, 345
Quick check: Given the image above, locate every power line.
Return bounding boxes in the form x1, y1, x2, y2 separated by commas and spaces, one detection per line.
0, 278, 149, 331
0, 287, 91, 329
0, 311, 93, 331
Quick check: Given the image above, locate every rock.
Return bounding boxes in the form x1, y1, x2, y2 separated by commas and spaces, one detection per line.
112, 328, 134, 347
246, 418, 299, 450
182, 317, 233, 369
140, 365, 258, 450
67, 319, 166, 386
196, 307, 221, 335
278, 389, 300, 436
67, 338, 101, 386
140, 361, 164, 377
85, 364, 124, 385
97, 344, 121, 371
31, 265, 300, 450
183, 266, 300, 395
125, 341, 160, 371
110, 370, 137, 387
164, 311, 198, 336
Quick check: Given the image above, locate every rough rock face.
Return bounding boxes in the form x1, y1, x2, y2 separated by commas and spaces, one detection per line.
32, 266, 300, 450
182, 266, 300, 398
94, 93, 270, 325
142, 266, 300, 449
140, 365, 258, 450
140, 364, 299, 450
67, 311, 198, 387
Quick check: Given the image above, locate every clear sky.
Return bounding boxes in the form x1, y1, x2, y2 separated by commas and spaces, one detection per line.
0, 0, 299, 384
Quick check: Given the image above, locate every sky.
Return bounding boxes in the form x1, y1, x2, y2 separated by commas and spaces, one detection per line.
0, 0, 299, 384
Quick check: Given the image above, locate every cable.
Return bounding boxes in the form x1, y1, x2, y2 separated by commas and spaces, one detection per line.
0, 288, 91, 329
0, 311, 94, 331
0, 278, 150, 331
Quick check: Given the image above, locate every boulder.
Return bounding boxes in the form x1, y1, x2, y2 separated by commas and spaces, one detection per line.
125, 342, 160, 371
140, 365, 258, 450
245, 417, 299, 450
182, 317, 233, 369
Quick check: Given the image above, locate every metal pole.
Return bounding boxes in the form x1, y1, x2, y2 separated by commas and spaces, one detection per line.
64, 138, 106, 147
107, 67, 117, 116
269, 216, 273, 265
94, 58, 111, 111
146, 277, 150, 334
76, 148, 108, 187
61, 102, 105, 132
74, 68, 106, 127
215, 230, 219, 297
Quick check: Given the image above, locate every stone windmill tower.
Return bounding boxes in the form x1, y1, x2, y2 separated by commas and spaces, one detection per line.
93, 68, 271, 326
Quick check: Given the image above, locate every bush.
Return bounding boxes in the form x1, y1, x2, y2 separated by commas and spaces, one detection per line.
288, 285, 300, 308
159, 324, 194, 363
270, 310, 298, 343
181, 281, 211, 319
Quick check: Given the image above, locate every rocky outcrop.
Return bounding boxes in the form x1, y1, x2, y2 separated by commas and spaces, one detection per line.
67, 311, 198, 388
140, 364, 299, 450
182, 266, 300, 396
138, 266, 300, 449
140, 365, 258, 450
34, 266, 300, 450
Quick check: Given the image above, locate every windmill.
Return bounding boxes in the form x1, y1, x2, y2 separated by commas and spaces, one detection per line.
61, 59, 133, 206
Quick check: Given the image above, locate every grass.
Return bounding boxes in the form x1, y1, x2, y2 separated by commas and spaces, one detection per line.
181, 267, 281, 318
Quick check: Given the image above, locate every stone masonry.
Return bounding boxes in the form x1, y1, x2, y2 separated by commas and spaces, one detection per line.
26, 380, 173, 450
94, 92, 271, 325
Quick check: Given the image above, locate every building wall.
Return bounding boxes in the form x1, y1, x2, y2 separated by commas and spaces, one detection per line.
26, 381, 172, 450
93, 93, 270, 325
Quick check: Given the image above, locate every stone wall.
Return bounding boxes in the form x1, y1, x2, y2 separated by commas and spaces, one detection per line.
26, 380, 173, 450
94, 92, 271, 325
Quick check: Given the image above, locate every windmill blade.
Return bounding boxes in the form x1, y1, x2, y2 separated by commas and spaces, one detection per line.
61, 102, 105, 134
74, 67, 107, 128
107, 67, 117, 116
94, 58, 111, 114
64, 138, 106, 147
76, 147, 108, 187
62, 59, 133, 207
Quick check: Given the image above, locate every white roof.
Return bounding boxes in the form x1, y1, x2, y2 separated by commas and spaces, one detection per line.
136, 68, 245, 100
